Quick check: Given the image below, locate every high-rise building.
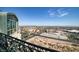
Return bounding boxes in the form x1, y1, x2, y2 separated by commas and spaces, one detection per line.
0, 12, 21, 39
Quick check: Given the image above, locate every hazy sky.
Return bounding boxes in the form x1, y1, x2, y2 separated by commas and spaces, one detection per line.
0, 7, 79, 26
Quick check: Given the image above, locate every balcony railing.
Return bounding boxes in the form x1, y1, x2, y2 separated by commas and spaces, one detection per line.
0, 33, 58, 52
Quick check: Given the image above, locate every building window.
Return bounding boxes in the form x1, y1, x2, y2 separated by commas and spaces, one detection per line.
7, 14, 18, 35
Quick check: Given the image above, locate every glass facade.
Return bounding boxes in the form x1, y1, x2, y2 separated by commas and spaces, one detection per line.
7, 13, 18, 35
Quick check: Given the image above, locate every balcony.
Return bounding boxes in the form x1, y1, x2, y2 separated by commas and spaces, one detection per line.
0, 33, 58, 52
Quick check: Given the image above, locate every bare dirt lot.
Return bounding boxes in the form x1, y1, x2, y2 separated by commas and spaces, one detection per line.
27, 36, 79, 52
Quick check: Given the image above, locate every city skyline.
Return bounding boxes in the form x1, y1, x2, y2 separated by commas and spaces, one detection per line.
0, 7, 79, 26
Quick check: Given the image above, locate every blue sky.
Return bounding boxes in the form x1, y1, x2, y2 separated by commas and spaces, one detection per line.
0, 7, 79, 26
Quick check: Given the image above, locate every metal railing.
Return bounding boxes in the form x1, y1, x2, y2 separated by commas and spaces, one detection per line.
0, 33, 58, 52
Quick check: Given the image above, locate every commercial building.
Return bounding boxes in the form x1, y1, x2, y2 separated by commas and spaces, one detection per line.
0, 12, 21, 39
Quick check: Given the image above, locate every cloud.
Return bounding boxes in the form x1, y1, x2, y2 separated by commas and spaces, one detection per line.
58, 12, 69, 17
48, 8, 70, 17
48, 9, 56, 17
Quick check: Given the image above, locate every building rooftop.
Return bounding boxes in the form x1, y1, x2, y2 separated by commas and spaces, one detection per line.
67, 30, 79, 33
